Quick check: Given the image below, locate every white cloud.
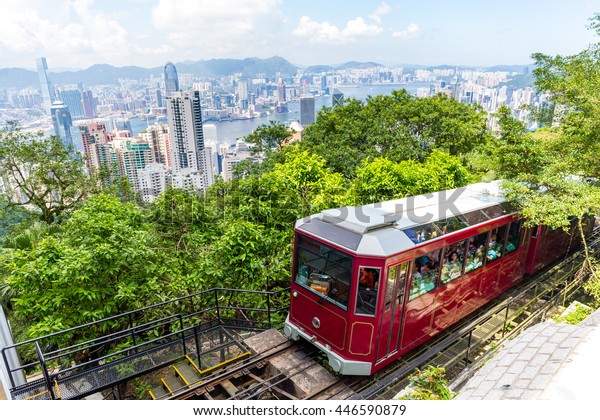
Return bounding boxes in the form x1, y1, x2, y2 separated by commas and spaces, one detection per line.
0, 0, 130, 68
151, 0, 283, 57
369, 2, 392, 24
392, 23, 421, 39
294, 16, 383, 45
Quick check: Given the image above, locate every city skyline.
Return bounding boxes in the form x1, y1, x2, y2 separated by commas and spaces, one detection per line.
1, 1, 600, 70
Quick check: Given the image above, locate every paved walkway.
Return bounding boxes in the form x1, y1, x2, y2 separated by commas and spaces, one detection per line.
457, 307, 600, 399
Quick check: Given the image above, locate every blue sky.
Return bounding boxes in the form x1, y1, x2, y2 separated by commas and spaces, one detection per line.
1, 0, 599, 70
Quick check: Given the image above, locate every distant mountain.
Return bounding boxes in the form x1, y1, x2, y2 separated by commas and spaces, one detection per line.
0, 57, 302, 89
304, 65, 335, 73
0, 68, 39, 90
337, 61, 384, 69
0, 57, 531, 90
498, 74, 536, 89
485, 65, 530, 74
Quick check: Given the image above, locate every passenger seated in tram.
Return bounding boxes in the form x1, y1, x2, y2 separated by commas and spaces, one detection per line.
465, 247, 484, 273
359, 267, 377, 289
487, 233, 503, 261
505, 240, 516, 253
441, 252, 462, 284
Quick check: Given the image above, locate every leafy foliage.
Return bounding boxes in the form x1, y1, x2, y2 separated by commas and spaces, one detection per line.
301, 90, 489, 178
0, 130, 95, 223
244, 120, 294, 154
353, 151, 471, 203
5, 194, 167, 341
398, 365, 456, 400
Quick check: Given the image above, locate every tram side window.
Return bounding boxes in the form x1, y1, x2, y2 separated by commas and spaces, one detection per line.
441, 239, 467, 284
356, 267, 381, 316
384, 263, 408, 311
295, 235, 353, 310
409, 248, 441, 300
487, 225, 508, 262
505, 220, 523, 255
465, 232, 489, 274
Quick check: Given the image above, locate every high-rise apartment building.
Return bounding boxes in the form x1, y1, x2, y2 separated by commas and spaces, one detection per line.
164, 62, 179, 98
78, 122, 114, 171
300, 95, 316, 126
36, 57, 55, 114
166, 90, 213, 190
50, 101, 74, 148
140, 124, 171, 168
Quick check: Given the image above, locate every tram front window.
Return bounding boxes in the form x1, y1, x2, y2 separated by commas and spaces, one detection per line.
294, 234, 353, 310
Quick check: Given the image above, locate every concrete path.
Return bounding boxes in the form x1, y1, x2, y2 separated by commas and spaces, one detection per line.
457, 307, 600, 399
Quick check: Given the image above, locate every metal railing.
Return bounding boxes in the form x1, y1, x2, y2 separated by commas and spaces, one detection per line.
1, 286, 290, 400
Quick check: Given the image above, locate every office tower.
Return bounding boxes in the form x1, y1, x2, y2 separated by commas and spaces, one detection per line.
236, 79, 249, 102
300, 95, 316, 126
50, 101, 74, 148
166, 91, 213, 190
82, 90, 96, 118
332, 89, 344, 108
164, 62, 179, 98
60, 89, 84, 119
156, 88, 164, 107
277, 78, 286, 104
36, 57, 56, 114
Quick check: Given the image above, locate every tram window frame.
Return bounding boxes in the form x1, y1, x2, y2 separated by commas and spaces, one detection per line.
440, 239, 467, 285
294, 234, 353, 311
505, 219, 523, 255
409, 248, 442, 301
487, 225, 508, 263
384, 262, 408, 311
464, 231, 489, 274
355, 266, 381, 316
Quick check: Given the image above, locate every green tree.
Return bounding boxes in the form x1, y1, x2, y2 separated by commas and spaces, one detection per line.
0, 131, 95, 223
4, 194, 168, 341
301, 90, 489, 178
500, 15, 600, 303
353, 151, 471, 204
531, 13, 600, 178
244, 121, 294, 154
486, 104, 545, 179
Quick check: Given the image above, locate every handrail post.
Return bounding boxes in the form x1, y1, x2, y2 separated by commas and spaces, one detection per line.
502, 302, 510, 338
214, 289, 220, 323
35, 341, 55, 400
267, 292, 272, 329
464, 330, 473, 367
179, 314, 186, 356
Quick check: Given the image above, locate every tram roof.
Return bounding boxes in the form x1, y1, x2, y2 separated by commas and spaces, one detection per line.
296, 180, 516, 257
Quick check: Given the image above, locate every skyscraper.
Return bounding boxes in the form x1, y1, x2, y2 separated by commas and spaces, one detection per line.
59, 89, 84, 119
166, 91, 213, 190
81, 90, 96, 118
50, 101, 74, 148
277, 78, 286, 104
300, 95, 316, 126
332, 89, 344, 108
36, 57, 55, 114
164, 62, 179, 98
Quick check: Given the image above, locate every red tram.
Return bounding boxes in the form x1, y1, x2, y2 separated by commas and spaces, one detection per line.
283, 181, 589, 375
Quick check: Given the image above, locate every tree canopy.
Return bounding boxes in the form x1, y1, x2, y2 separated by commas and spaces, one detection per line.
300, 89, 489, 178
0, 130, 95, 223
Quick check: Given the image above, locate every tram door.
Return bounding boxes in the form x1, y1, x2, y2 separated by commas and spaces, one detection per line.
376, 262, 409, 362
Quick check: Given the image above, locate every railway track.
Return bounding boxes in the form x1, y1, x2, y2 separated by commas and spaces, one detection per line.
166, 227, 599, 401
